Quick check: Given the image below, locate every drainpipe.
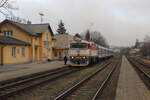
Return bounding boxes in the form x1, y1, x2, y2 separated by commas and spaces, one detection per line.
32, 36, 35, 62
1, 46, 5, 65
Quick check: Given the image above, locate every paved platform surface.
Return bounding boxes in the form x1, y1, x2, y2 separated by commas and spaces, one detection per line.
115, 56, 150, 100
0, 61, 68, 81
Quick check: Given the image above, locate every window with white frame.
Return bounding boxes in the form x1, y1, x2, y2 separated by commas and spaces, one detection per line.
44, 33, 50, 47
19, 48, 25, 57
4, 30, 13, 37
45, 33, 48, 41
11, 47, 16, 57
45, 48, 49, 57
44, 41, 50, 47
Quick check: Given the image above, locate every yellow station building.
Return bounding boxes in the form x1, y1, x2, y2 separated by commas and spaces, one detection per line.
0, 19, 55, 65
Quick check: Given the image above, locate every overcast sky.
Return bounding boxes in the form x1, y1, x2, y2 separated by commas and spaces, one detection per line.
1, 0, 150, 46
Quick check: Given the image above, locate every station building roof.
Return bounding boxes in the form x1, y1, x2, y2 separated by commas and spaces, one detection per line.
0, 19, 54, 36
0, 36, 30, 46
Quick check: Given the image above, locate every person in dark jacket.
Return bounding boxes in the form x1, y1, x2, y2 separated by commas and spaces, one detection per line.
64, 56, 68, 65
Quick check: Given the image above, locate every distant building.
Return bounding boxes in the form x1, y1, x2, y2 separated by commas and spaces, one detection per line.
129, 48, 140, 54
144, 35, 150, 43
53, 34, 81, 59
129, 41, 145, 55
110, 46, 121, 53
136, 42, 144, 48
0, 19, 55, 65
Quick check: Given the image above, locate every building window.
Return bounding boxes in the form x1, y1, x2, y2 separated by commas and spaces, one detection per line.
54, 51, 57, 57
19, 48, 25, 57
45, 48, 49, 57
12, 47, 16, 57
44, 33, 50, 47
44, 41, 50, 47
45, 33, 48, 41
4, 30, 13, 37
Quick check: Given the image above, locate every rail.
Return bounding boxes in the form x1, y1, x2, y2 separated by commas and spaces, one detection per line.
54, 61, 113, 100
0, 66, 83, 98
127, 56, 150, 79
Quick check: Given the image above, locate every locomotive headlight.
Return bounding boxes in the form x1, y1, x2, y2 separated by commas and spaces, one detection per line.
71, 56, 74, 59
83, 56, 86, 59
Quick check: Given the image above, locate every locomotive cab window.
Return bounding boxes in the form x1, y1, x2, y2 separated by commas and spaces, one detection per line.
70, 43, 87, 48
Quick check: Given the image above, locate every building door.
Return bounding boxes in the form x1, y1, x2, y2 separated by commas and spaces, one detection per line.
35, 47, 38, 61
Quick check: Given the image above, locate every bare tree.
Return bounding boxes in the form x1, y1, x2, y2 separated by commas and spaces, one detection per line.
0, 0, 9, 7
140, 35, 150, 57
91, 31, 109, 47
80, 29, 109, 47
134, 38, 139, 48
0, 0, 18, 18
144, 34, 150, 43
140, 42, 150, 57
81, 30, 108, 47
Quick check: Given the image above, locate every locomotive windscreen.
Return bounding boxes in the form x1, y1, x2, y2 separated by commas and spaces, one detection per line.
70, 43, 87, 48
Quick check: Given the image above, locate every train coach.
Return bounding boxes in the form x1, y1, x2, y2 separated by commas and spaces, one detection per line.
69, 40, 114, 66
98, 46, 113, 59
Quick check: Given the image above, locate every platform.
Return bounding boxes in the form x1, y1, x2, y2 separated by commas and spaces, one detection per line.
0, 61, 67, 81
115, 56, 150, 100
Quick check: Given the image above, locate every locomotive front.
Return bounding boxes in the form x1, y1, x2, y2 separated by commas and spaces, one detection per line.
69, 42, 90, 66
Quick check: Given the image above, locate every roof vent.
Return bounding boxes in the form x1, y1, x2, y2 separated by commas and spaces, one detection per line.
27, 20, 32, 24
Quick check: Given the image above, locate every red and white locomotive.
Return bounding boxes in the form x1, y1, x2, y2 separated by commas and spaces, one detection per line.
69, 40, 113, 66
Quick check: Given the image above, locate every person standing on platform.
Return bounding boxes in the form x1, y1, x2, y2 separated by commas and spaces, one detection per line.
64, 56, 68, 65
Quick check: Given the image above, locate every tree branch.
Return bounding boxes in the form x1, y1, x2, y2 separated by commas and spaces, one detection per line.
0, 0, 9, 7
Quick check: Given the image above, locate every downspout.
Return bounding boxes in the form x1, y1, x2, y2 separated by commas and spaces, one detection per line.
32, 36, 35, 62
1, 46, 4, 65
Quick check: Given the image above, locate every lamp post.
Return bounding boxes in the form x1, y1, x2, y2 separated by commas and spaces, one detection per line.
39, 12, 44, 24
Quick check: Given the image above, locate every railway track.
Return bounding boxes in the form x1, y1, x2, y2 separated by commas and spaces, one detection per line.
92, 58, 121, 100
127, 56, 150, 79
0, 66, 84, 98
0, 59, 113, 99
133, 57, 150, 68
54, 60, 118, 100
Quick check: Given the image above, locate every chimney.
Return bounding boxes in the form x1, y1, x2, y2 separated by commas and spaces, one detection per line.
27, 20, 32, 24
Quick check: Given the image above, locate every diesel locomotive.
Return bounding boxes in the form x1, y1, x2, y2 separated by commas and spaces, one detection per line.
69, 40, 113, 66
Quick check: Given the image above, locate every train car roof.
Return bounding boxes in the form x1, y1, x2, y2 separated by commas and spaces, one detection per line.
71, 39, 114, 52
98, 46, 108, 50
98, 46, 114, 52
